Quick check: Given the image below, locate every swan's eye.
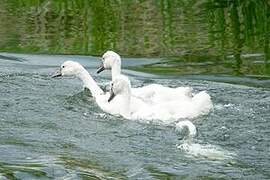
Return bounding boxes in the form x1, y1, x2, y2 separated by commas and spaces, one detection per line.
62, 65, 65, 69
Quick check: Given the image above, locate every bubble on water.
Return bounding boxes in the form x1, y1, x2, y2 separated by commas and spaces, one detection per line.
215, 103, 234, 110
224, 104, 233, 107
94, 113, 107, 118
220, 126, 226, 129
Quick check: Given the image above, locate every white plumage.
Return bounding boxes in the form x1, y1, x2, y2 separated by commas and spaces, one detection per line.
54, 61, 213, 122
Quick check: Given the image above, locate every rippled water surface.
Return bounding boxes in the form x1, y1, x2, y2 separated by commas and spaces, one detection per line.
0, 53, 269, 179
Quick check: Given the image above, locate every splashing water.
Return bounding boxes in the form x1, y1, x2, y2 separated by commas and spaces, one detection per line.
0, 53, 269, 179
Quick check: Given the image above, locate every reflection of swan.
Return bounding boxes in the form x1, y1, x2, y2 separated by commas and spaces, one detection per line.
97, 51, 212, 105
52, 61, 212, 121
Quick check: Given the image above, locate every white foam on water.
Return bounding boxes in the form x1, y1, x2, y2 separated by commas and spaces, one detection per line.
177, 141, 236, 160
215, 103, 234, 110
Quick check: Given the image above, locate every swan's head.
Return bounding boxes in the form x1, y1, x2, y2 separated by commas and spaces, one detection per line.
52, 61, 84, 77
108, 76, 131, 102
97, 51, 121, 74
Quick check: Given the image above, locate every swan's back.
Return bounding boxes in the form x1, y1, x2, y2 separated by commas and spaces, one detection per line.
132, 84, 193, 104
191, 91, 213, 117
130, 90, 212, 122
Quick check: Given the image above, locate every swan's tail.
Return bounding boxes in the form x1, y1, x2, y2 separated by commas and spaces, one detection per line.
175, 120, 197, 138
192, 91, 213, 116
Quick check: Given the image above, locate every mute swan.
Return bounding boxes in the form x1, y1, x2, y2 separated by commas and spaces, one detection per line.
52, 61, 212, 121
97, 51, 206, 103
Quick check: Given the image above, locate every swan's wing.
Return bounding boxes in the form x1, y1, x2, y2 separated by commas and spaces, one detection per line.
132, 84, 194, 104
131, 84, 162, 101
191, 91, 213, 116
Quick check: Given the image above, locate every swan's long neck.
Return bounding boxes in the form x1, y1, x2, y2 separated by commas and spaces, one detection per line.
111, 61, 121, 81
113, 80, 132, 118
77, 68, 104, 97
117, 91, 131, 119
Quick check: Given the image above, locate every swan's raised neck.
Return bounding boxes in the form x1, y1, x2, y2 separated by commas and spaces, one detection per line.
98, 51, 121, 80
53, 61, 104, 97
111, 61, 121, 81
77, 67, 104, 97
109, 75, 132, 118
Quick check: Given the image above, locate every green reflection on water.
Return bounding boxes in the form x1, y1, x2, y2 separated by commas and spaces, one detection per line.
0, 0, 269, 74
59, 156, 126, 179
0, 156, 125, 179
206, 0, 270, 72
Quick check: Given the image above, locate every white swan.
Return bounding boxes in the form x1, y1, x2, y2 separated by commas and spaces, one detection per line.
97, 51, 209, 104
109, 76, 213, 122
52, 61, 212, 121
52, 61, 131, 118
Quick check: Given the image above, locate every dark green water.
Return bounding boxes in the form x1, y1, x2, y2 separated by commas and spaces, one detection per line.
0, 0, 270, 77
0, 0, 270, 179
0, 53, 269, 179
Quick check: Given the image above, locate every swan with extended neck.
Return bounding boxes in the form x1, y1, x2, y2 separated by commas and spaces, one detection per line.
52, 61, 212, 121
52, 61, 131, 118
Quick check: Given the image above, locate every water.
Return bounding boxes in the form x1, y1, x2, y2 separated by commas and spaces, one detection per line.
1, 0, 269, 77
0, 1, 269, 59
0, 0, 270, 179
0, 53, 269, 179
